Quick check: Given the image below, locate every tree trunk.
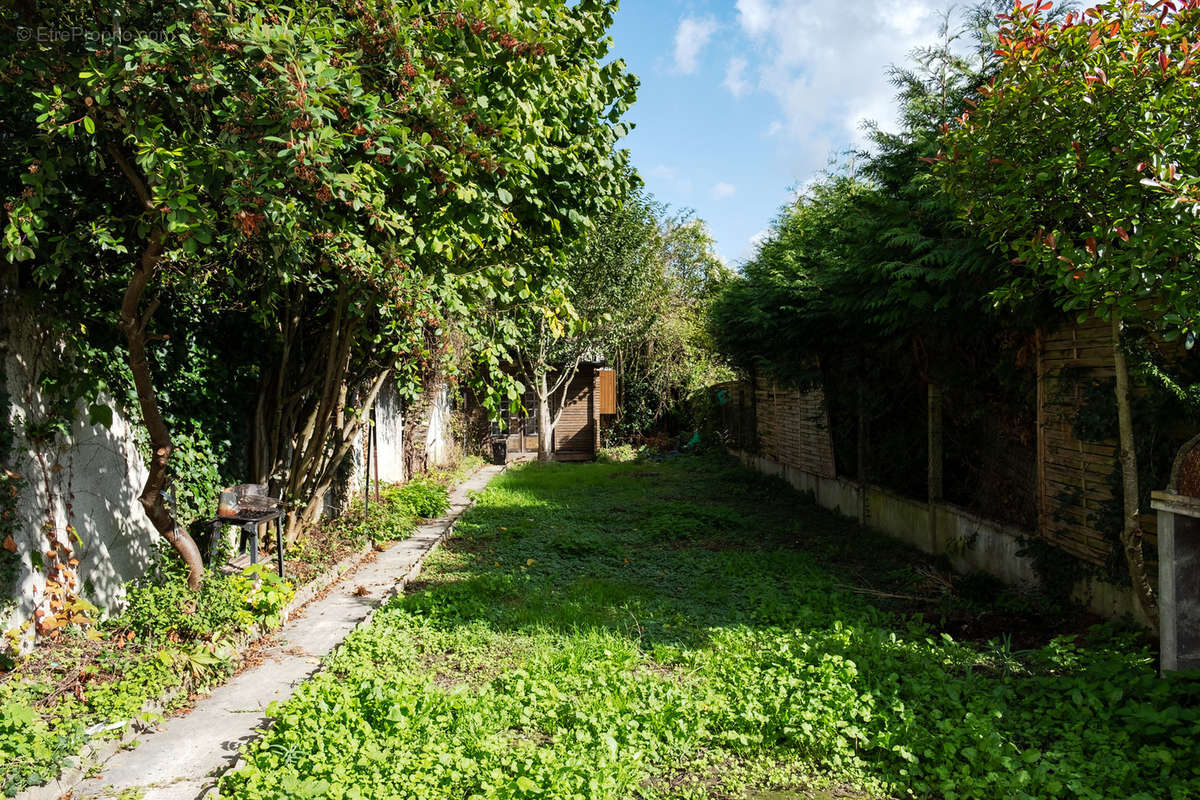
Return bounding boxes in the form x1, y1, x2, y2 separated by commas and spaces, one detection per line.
1111, 311, 1158, 626
615, 348, 625, 425
292, 357, 398, 539
536, 370, 553, 461
120, 231, 204, 590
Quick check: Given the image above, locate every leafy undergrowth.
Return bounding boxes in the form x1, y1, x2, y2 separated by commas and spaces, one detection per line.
222, 456, 1200, 800
281, 457, 478, 585
0, 553, 295, 797
0, 463, 469, 797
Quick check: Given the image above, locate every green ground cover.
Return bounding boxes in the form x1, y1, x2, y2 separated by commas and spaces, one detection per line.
0, 466, 470, 797
222, 456, 1200, 800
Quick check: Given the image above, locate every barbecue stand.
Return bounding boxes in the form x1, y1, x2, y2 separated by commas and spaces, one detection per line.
207, 484, 286, 578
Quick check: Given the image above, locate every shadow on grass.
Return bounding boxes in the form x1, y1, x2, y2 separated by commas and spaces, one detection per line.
409, 455, 1079, 654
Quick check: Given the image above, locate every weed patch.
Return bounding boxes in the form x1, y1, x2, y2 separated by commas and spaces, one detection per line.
223, 456, 1200, 800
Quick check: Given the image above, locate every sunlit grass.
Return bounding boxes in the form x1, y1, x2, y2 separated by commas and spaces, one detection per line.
222, 456, 1200, 800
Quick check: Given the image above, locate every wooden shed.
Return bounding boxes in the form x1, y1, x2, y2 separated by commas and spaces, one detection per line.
498, 363, 616, 461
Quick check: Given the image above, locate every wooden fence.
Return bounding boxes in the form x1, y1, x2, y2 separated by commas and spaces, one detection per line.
1037, 319, 1154, 567
714, 374, 836, 479
717, 316, 1190, 577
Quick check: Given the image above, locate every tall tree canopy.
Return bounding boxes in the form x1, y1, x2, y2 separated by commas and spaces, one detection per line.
2, 0, 635, 584
711, 15, 1011, 387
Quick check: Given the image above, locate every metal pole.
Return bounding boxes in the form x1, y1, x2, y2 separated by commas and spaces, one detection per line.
275, 517, 285, 578
371, 404, 380, 501
363, 418, 371, 516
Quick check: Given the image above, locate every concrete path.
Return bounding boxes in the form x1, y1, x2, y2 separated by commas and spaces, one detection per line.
72, 464, 504, 800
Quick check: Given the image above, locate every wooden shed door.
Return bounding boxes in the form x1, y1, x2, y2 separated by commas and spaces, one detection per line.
555, 370, 595, 459
597, 368, 616, 414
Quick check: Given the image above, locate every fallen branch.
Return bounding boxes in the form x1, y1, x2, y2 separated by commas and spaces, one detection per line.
832, 584, 936, 603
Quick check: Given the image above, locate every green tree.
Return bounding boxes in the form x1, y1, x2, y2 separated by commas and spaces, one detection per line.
712, 11, 1006, 386
937, 0, 1200, 622
508, 185, 658, 460
612, 214, 733, 438
3, 0, 635, 583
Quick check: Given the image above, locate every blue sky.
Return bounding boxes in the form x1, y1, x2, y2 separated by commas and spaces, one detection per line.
607, 0, 960, 265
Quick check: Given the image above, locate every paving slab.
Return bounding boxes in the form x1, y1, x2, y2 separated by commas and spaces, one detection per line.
70, 464, 504, 800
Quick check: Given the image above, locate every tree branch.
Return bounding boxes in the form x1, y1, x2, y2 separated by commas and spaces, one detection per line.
106, 141, 155, 211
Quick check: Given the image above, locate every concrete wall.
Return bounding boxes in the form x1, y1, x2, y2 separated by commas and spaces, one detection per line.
2, 322, 158, 639
733, 449, 1150, 626
423, 385, 453, 467
349, 382, 454, 495
373, 381, 405, 483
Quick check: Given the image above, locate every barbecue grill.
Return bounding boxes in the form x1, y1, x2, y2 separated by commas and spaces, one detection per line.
208, 483, 286, 577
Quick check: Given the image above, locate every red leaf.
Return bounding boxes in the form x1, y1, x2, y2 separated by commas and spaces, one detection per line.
1160, 51, 1170, 74
1115, 226, 1130, 242
1085, 237, 1098, 255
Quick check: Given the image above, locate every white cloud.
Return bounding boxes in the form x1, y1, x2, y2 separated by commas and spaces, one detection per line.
748, 227, 771, 251
733, 0, 950, 169
673, 16, 719, 74
736, 0, 773, 36
723, 57, 750, 97
712, 182, 737, 200
646, 163, 694, 195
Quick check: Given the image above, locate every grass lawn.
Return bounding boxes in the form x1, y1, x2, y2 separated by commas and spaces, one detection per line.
221, 455, 1200, 800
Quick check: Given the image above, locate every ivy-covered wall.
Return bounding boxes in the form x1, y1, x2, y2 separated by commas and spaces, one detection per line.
1, 335, 458, 644
0, 279, 458, 646
0, 291, 20, 624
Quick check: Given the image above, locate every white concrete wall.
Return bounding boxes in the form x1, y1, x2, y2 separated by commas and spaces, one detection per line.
2, 324, 158, 639
349, 381, 454, 495
373, 382, 405, 483
733, 449, 1150, 626
424, 385, 453, 468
